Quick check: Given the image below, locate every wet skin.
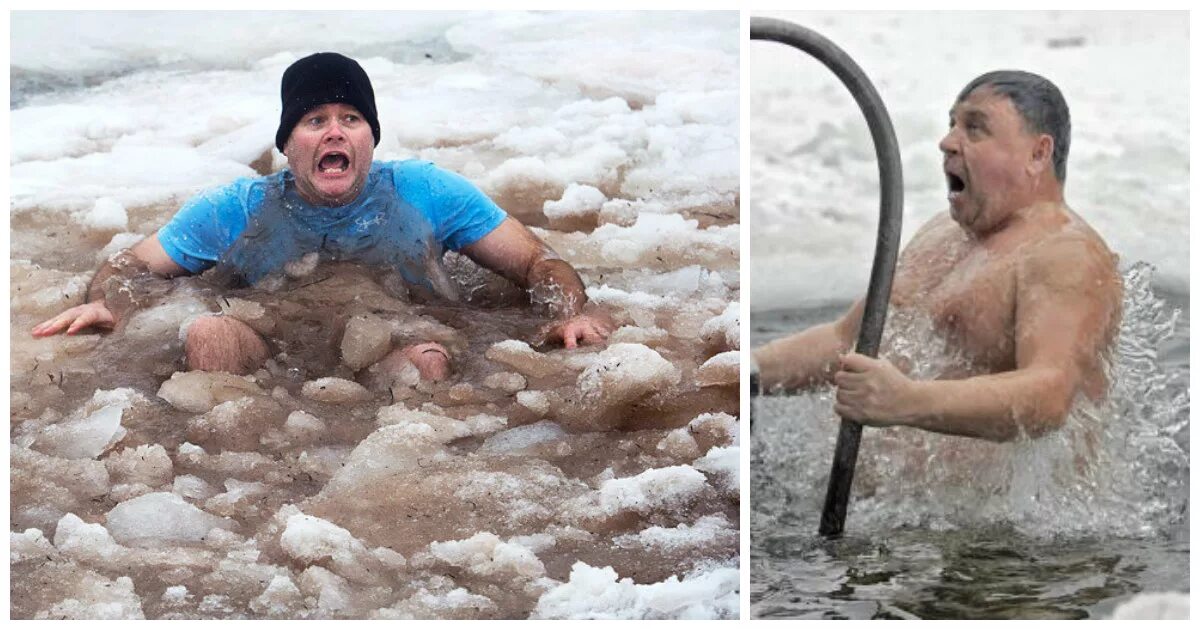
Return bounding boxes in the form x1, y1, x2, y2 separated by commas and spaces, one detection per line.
756, 88, 1122, 441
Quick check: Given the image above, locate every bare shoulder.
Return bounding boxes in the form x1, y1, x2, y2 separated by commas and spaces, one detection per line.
1018, 212, 1120, 296
900, 212, 961, 259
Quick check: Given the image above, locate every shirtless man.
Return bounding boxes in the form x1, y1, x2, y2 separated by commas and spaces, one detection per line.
31, 52, 612, 380
755, 70, 1122, 442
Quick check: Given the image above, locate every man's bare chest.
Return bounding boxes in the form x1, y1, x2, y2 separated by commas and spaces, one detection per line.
889, 237, 1019, 369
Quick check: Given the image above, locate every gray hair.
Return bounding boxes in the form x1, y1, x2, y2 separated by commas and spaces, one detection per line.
957, 70, 1071, 182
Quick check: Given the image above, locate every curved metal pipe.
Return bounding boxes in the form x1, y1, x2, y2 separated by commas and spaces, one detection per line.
750, 17, 904, 537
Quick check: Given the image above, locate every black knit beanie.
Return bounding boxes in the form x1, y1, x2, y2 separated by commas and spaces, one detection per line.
275, 52, 381, 152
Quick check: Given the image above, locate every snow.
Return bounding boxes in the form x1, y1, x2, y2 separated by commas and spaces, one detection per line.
596, 466, 709, 516
428, 532, 546, 579
532, 562, 738, 619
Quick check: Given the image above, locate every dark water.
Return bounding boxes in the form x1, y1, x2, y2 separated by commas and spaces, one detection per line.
749, 280, 1190, 619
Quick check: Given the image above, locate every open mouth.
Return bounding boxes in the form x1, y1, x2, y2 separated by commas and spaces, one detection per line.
318, 152, 350, 174
946, 171, 966, 195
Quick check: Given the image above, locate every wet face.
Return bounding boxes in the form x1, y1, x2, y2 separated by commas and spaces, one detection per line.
283, 102, 375, 207
938, 88, 1043, 234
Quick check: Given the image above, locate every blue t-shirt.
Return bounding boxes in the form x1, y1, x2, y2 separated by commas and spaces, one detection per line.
157, 160, 506, 286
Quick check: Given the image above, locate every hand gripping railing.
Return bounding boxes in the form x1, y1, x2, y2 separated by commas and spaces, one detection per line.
750, 17, 904, 537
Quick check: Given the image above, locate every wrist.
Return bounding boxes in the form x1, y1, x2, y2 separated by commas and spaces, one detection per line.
898, 378, 931, 427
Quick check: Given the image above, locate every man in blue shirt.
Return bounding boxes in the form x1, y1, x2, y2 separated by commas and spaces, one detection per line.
33, 52, 612, 381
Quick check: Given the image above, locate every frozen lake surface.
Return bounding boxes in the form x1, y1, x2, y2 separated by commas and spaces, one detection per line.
10, 11, 740, 620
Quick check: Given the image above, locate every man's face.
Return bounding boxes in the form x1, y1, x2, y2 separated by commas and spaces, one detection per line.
938, 88, 1042, 233
283, 102, 374, 207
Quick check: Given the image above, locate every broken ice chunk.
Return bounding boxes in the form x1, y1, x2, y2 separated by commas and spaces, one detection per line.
301, 377, 372, 403
428, 532, 546, 579
694, 350, 739, 387
531, 561, 739, 619
577, 343, 681, 407
34, 404, 126, 460
595, 465, 708, 516
485, 340, 565, 379
157, 371, 265, 413
218, 297, 275, 335
700, 301, 740, 351
483, 371, 527, 393
341, 314, 393, 370
105, 492, 234, 546
516, 390, 551, 416
479, 420, 567, 454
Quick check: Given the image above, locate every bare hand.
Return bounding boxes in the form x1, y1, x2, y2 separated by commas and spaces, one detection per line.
542, 313, 614, 349
31, 301, 116, 338
833, 352, 918, 426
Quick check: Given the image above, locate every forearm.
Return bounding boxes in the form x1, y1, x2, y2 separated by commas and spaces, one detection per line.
754, 322, 849, 392
84, 260, 122, 304
902, 367, 1073, 442
526, 258, 589, 320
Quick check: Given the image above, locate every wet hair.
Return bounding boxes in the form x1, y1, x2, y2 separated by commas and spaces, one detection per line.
957, 70, 1071, 182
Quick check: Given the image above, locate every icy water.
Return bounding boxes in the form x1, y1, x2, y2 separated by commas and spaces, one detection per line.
749, 272, 1189, 619
9, 12, 739, 620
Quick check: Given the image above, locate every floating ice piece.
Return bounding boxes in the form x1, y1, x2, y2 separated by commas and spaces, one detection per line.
516, 390, 551, 416
218, 297, 274, 335
249, 575, 304, 617
10, 528, 55, 563
612, 514, 737, 553
695, 351, 739, 387
531, 562, 739, 619
280, 512, 370, 565
172, 474, 217, 501
655, 428, 701, 461
700, 301, 739, 350
597, 465, 707, 516
97, 232, 144, 262
693, 446, 739, 496
341, 314, 393, 370
105, 444, 173, 488
485, 340, 564, 378
588, 214, 738, 267
544, 183, 606, 220
53, 513, 121, 562
188, 396, 284, 452
298, 566, 351, 615
480, 420, 567, 454
105, 492, 233, 546
688, 412, 738, 448
428, 532, 545, 579
375, 404, 473, 438
284, 410, 327, 442
609, 325, 670, 346
161, 586, 189, 605
125, 297, 211, 343
483, 371, 527, 393
12, 445, 110, 499
157, 371, 265, 413
78, 197, 128, 230
35, 574, 145, 620
577, 343, 681, 406
34, 404, 125, 459
301, 377, 372, 403
376, 587, 496, 619
321, 419, 462, 496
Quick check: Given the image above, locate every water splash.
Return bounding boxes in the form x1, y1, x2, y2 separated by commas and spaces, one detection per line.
752, 262, 1189, 539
